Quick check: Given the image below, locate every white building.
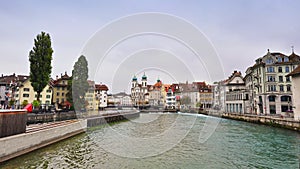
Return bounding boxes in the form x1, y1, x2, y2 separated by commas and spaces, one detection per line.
95, 84, 109, 110
165, 88, 176, 109
131, 73, 149, 107
287, 65, 300, 120
224, 71, 248, 114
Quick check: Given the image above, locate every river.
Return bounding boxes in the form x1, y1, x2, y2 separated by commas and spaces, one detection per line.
1, 113, 299, 169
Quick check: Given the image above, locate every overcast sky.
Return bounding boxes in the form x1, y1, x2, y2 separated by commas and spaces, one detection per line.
1, 0, 299, 93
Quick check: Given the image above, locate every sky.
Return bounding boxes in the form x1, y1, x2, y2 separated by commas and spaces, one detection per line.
1, 0, 299, 93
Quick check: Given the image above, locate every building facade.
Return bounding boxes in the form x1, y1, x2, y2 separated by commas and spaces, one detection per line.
244, 50, 300, 115
224, 71, 248, 114
287, 65, 300, 120
51, 72, 70, 106
95, 84, 109, 109
131, 73, 149, 107
14, 78, 52, 106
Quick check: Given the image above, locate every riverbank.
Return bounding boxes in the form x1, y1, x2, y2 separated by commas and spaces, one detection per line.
0, 110, 140, 163
221, 113, 300, 132
198, 110, 300, 132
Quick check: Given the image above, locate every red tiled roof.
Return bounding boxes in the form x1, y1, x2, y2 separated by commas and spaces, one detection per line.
95, 84, 109, 91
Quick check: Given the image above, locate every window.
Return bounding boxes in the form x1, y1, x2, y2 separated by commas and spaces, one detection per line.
285, 66, 290, 73
279, 85, 284, 92
270, 105, 276, 114
281, 96, 291, 102
266, 58, 273, 64
269, 95, 276, 102
57, 92, 59, 96
267, 67, 275, 72
267, 76, 276, 82
46, 95, 51, 98
287, 85, 291, 91
284, 57, 289, 62
56, 98, 59, 103
62, 98, 64, 103
35, 94, 42, 98
278, 67, 282, 73
23, 88, 30, 92
46, 89, 51, 93
23, 94, 29, 97
286, 76, 290, 82
46, 101, 50, 104
281, 105, 289, 112
279, 76, 283, 82
268, 85, 276, 92
62, 93, 65, 96
62, 87, 65, 91
277, 57, 282, 62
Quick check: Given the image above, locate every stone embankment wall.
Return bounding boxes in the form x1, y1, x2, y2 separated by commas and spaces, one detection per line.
222, 113, 300, 132
0, 119, 87, 163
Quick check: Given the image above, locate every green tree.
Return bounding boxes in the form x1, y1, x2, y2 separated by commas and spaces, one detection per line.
72, 55, 89, 112
196, 102, 202, 108
32, 100, 40, 109
29, 31, 53, 102
22, 100, 29, 107
9, 99, 15, 107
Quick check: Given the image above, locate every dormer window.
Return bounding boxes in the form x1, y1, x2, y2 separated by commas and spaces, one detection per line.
266, 58, 273, 64
277, 57, 282, 62
284, 57, 289, 62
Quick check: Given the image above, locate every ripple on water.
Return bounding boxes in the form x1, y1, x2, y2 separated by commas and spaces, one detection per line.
1, 113, 299, 169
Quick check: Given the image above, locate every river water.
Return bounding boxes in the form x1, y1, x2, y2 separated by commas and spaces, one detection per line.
1, 113, 299, 169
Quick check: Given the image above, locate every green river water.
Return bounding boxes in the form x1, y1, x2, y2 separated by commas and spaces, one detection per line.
1, 113, 299, 169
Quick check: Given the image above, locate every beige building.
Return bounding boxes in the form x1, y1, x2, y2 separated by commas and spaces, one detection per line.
85, 80, 98, 110
15, 78, 52, 106
287, 65, 300, 120
244, 50, 300, 115
51, 72, 70, 105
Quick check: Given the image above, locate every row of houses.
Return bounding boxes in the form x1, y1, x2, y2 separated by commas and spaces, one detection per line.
130, 73, 213, 110
129, 49, 300, 120
0, 72, 109, 110
212, 49, 300, 120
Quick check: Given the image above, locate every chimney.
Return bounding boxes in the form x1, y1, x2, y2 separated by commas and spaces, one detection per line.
56, 75, 58, 80
61, 73, 63, 78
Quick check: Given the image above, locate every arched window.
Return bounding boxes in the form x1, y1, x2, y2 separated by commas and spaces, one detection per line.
281, 95, 291, 102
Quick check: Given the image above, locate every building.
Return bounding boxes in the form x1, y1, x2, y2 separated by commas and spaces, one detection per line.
107, 92, 132, 107
224, 71, 248, 114
50, 72, 70, 106
244, 49, 300, 115
212, 81, 226, 111
148, 78, 163, 106
0, 74, 28, 108
179, 82, 200, 109
95, 84, 109, 109
85, 80, 98, 110
131, 73, 149, 107
195, 82, 213, 109
14, 78, 52, 107
287, 65, 300, 120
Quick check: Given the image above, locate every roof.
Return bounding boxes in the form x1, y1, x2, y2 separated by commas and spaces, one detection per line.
287, 65, 300, 76
95, 84, 109, 91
